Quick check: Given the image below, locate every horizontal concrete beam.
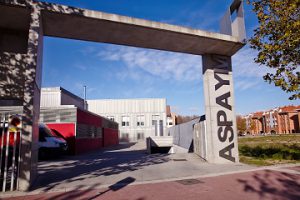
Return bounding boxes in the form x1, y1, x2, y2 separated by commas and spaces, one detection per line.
0, 0, 245, 56
42, 10, 244, 56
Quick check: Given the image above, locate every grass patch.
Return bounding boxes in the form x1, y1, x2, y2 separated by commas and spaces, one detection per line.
238, 134, 300, 166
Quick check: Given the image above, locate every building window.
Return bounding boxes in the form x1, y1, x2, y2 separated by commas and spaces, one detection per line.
122, 116, 130, 127
107, 116, 115, 122
137, 115, 145, 126
152, 115, 160, 126
169, 122, 173, 125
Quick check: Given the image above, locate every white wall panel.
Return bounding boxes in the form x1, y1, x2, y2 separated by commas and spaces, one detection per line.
40, 88, 61, 107
41, 87, 84, 110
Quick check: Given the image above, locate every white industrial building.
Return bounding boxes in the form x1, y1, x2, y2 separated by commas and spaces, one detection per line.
40, 87, 85, 109
41, 87, 171, 143
87, 98, 167, 142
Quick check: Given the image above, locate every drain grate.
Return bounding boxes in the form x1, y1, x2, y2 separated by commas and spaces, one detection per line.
176, 179, 203, 185
172, 159, 187, 161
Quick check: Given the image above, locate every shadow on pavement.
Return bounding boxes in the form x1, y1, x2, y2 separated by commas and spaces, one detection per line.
87, 177, 136, 199
237, 169, 300, 200
38, 177, 137, 200
31, 143, 169, 192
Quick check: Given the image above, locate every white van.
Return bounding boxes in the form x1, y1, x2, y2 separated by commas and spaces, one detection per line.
39, 124, 68, 159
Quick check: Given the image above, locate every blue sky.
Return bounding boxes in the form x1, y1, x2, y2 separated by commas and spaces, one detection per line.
41, 0, 298, 115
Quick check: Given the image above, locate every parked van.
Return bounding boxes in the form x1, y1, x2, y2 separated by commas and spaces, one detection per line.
38, 124, 68, 159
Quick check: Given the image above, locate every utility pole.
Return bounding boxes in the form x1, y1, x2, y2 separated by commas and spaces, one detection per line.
83, 85, 87, 110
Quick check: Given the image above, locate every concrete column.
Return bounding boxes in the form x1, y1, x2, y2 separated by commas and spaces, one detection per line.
18, 6, 43, 191
255, 120, 258, 134
287, 114, 290, 133
284, 115, 288, 134
202, 54, 239, 164
298, 111, 300, 132
277, 114, 282, 134
0, 2, 43, 191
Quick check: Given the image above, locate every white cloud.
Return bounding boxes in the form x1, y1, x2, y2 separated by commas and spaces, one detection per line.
232, 46, 273, 78
86, 44, 273, 92
234, 79, 261, 91
97, 46, 202, 82
97, 45, 271, 84
232, 46, 276, 91
79, 46, 96, 56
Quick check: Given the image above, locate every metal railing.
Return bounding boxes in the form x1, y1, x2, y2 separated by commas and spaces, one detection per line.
0, 113, 22, 192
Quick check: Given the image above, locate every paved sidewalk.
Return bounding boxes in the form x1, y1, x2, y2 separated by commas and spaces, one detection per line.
1, 166, 300, 200
22, 143, 255, 193
1, 143, 299, 199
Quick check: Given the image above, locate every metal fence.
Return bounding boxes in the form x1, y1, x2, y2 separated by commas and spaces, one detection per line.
0, 113, 22, 192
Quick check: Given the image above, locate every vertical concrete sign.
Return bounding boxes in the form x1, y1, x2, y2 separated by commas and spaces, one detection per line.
202, 54, 239, 163
200, 0, 246, 164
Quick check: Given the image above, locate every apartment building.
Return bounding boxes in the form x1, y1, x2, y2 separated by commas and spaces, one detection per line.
244, 105, 300, 135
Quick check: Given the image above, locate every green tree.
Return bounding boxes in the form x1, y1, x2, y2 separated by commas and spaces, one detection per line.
236, 115, 246, 134
247, 0, 300, 99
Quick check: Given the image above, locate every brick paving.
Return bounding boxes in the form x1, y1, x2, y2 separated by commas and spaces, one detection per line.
2, 168, 300, 200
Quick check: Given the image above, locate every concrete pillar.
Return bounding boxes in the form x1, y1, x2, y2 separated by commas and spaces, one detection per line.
298, 111, 300, 133
18, 6, 43, 191
261, 116, 265, 133
202, 54, 239, 164
277, 113, 281, 133
288, 113, 292, 133
0, 2, 43, 191
255, 119, 258, 134
284, 114, 288, 134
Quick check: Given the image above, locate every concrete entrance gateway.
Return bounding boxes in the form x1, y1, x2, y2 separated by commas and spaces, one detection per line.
0, 0, 246, 191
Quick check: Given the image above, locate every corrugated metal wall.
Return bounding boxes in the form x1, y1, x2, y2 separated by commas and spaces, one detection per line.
87, 99, 167, 142
40, 107, 77, 123
40, 88, 61, 107
87, 99, 166, 114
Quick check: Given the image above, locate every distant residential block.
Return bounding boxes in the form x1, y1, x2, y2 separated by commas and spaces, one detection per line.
244, 105, 300, 135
